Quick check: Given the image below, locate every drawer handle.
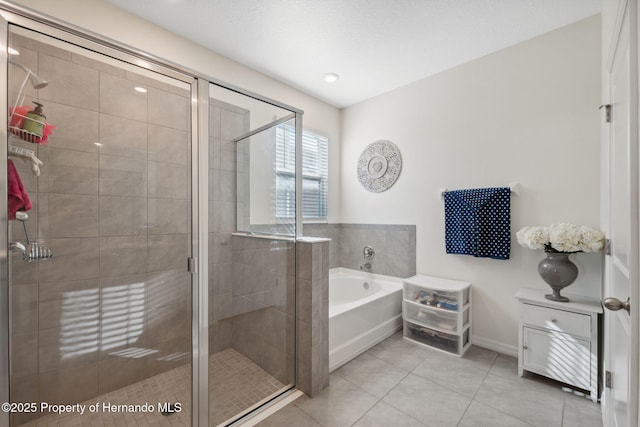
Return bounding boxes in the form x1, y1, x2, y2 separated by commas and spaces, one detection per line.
550, 319, 557, 323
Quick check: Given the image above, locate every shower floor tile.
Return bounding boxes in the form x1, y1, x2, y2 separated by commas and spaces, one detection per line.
20, 348, 286, 427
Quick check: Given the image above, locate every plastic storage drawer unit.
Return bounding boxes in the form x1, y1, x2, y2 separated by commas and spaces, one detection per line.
402, 274, 472, 356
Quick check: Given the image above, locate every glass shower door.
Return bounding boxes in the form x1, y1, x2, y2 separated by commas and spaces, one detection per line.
208, 84, 297, 426
6, 25, 194, 426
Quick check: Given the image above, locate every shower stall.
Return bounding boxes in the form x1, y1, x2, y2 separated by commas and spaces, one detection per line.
0, 4, 301, 427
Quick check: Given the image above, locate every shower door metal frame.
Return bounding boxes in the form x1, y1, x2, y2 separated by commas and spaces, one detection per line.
0, 7, 205, 427
193, 79, 209, 426
0, 11, 9, 427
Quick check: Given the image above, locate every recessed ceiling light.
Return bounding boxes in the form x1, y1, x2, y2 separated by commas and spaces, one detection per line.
8, 47, 19, 55
324, 73, 339, 83
134, 86, 147, 93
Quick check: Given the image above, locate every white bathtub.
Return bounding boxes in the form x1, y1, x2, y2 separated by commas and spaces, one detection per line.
329, 268, 403, 371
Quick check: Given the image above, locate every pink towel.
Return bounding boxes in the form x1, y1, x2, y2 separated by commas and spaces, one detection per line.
8, 159, 31, 219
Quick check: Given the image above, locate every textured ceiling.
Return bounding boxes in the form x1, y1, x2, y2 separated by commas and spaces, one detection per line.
104, 0, 601, 108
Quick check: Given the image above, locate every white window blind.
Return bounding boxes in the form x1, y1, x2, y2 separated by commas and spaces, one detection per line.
275, 124, 328, 221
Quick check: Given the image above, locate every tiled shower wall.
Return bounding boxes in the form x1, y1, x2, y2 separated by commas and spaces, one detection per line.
229, 235, 295, 385
207, 98, 247, 355
8, 33, 191, 423
304, 223, 417, 278
209, 100, 295, 385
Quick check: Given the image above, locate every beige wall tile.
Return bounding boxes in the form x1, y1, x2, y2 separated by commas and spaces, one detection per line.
147, 198, 188, 235
99, 72, 147, 121
10, 252, 39, 285
38, 54, 99, 111
38, 147, 99, 195
125, 70, 172, 93
99, 155, 147, 197
10, 284, 38, 336
38, 280, 100, 330
39, 324, 100, 373
147, 234, 189, 272
148, 87, 189, 131
98, 356, 145, 395
219, 170, 236, 202
220, 108, 246, 141
148, 124, 188, 164
38, 237, 100, 282
99, 196, 147, 236
38, 362, 100, 405
39, 278, 101, 303
99, 236, 148, 277
209, 104, 221, 137
38, 193, 99, 238
147, 269, 190, 309
41, 101, 99, 153
99, 274, 147, 359
99, 114, 148, 159
209, 318, 232, 353
147, 161, 189, 199
71, 52, 125, 78
144, 302, 189, 347
10, 332, 38, 377
8, 45, 38, 102
11, 33, 71, 62
10, 374, 39, 425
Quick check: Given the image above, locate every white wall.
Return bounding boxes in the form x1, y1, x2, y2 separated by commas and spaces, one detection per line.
340, 15, 602, 353
8, 0, 342, 222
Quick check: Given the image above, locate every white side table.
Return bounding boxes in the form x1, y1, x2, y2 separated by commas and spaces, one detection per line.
515, 288, 602, 402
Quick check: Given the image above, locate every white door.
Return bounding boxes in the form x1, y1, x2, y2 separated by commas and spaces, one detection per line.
602, 1, 639, 426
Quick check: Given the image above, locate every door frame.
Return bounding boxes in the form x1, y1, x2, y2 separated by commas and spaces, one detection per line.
0, 10, 8, 427
602, 0, 640, 425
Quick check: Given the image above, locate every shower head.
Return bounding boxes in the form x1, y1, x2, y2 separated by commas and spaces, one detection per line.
9, 59, 48, 89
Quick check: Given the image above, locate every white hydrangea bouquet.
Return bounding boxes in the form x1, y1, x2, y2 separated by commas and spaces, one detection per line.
516, 223, 605, 253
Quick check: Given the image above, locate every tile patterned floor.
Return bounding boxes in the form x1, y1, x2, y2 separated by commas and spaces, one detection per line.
258, 331, 604, 427
21, 348, 285, 427
19, 333, 604, 427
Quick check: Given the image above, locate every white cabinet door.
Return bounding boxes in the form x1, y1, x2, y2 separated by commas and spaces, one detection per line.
522, 327, 591, 391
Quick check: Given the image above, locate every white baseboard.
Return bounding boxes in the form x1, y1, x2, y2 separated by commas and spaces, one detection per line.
472, 335, 518, 358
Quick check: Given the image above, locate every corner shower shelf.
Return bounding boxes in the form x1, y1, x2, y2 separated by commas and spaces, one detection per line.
9, 126, 43, 144
402, 274, 472, 356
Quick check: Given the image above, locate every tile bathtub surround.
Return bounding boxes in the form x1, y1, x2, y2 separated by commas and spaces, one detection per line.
296, 239, 330, 397
8, 32, 192, 422
258, 331, 604, 427
304, 223, 416, 278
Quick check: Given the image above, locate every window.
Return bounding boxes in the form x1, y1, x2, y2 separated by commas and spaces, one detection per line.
275, 124, 328, 221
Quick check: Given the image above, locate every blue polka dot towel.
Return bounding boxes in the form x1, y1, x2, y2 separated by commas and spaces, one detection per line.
444, 187, 511, 260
